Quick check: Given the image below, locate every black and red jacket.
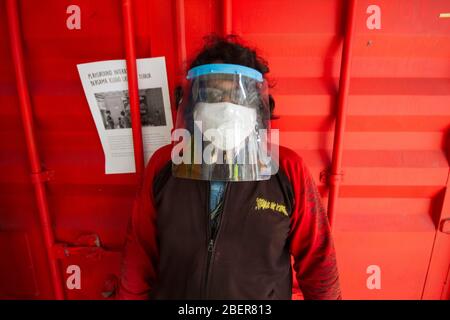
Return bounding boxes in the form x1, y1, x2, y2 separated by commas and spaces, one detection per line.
118, 144, 341, 299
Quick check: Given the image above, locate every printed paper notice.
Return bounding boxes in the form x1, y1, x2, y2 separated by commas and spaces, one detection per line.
77, 57, 173, 174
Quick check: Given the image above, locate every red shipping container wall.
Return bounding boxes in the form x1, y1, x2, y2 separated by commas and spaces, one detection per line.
0, 0, 449, 299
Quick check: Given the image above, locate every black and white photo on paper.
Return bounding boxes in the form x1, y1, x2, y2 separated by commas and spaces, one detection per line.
95, 87, 167, 130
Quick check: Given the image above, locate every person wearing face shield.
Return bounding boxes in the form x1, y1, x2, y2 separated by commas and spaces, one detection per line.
118, 35, 341, 300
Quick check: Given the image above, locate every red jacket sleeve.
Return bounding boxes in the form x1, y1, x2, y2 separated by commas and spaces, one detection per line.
117, 145, 172, 300
280, 147, 342, 300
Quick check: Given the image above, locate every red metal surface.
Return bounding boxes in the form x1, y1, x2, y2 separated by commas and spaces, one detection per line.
222, 0, 233, 35
5, 0, 64, 300
422, 171, 450, 299
0, 0, 449, 300
327, 0, 356, 228
175, 0, 187, 81
0, 232, 38, 298
122, 0, 144, 176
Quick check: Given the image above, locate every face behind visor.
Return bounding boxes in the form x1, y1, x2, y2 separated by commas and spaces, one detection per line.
172, 63, 278, 182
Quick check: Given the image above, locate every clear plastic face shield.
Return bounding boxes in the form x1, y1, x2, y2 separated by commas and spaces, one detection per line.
171, 63, 278, 181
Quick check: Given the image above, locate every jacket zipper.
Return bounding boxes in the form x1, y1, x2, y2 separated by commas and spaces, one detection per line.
203, 181, 230, 299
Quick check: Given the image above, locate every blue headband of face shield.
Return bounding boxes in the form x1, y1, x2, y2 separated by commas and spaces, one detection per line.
186, 64, 264, 107
187, 63, 263, 82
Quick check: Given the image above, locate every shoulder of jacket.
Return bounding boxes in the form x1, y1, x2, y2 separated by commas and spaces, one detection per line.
142, 144, 173, 188
278, 145, 306, 173
148, 144, 172, 169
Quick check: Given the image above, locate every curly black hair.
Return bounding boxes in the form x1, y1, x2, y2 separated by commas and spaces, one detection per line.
176, 34, 276, 118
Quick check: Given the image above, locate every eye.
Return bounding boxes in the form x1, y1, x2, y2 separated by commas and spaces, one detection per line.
202, 87, 223, 103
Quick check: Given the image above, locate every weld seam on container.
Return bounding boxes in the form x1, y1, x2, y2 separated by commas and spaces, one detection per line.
327, 0, 357, 229
6, 0, 64, 300
223, 0, 233, 35
175, 0, 187, 83
122, 0, 145, 176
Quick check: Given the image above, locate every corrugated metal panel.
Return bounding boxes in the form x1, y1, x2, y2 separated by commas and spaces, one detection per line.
0, 0, 449, 299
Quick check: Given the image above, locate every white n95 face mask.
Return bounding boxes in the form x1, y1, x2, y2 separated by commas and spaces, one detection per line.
193, 102, 257, 151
